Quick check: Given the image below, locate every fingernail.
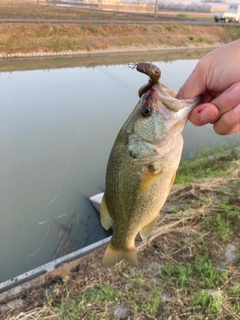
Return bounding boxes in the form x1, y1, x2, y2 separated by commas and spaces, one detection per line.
229, 83, 240, 99
199, 106, 217, 122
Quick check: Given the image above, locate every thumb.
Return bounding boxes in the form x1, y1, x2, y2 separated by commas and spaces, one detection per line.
176, 64, 206, 100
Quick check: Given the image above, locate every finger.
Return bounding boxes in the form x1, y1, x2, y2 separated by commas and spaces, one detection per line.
210, 82, 240, 118
176, 57, 210, 100
176, 66, 206, 100
189, 103, 219, 126
189, 82, 240, 126
214, 103, 240, 135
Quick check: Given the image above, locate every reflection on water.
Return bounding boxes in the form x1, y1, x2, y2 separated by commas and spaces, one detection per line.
0, 48, 211, 73
0, 51, 239, 283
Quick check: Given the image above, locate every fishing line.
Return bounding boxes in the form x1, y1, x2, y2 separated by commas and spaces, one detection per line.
97, 66, 115, 89
97, 66, 137, 98
27, 110, 87, 269
199, 125, 235, 145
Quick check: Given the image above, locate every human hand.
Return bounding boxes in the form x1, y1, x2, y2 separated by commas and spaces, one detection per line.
176, 40, 240, 135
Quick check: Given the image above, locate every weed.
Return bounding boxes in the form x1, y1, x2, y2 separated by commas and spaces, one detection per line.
10, 34, 19, 41
58, 298, 85, 320
177, 13, 188, 18
229, 286, 239, 295
198, 36, 207, 42
6, 34, 20, 47
226, 26, 240, 40
50, 39, 77, 51
217, 198, 240, 219
192, 289, 223, 316
140, 285, 163, 316
216, 215, 232, 240
85, 282, 116, 302
90, 24, 98, 34
230, 301, 240, 314
36, 32, 45, 38
158, 256, 226, 289
166, 25, 173, 32
132, 273, 144, 285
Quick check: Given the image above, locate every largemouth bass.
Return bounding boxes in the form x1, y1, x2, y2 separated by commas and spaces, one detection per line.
100, 63, 200, 267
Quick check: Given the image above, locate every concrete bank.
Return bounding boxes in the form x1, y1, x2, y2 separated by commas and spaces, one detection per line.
0, 237, 111, 305
0, 43, 222, 60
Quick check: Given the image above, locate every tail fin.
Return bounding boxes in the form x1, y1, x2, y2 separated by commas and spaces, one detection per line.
102, 242, 138, 268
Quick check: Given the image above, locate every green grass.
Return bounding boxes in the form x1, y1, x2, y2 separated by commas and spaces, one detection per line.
175, 141, 240, 184
158, 254, 226, 289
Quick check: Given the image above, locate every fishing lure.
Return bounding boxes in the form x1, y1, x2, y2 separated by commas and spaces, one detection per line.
128, 62, 161, 97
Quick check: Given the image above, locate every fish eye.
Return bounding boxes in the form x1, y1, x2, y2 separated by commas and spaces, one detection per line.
140, 105, 153, 118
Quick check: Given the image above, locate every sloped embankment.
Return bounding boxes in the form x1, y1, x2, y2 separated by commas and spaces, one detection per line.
0, 23, 240, 58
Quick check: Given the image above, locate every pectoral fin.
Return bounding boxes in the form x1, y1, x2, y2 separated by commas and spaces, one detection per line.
100, 194, 113, 230
140, 216, 158, 239
137, 168, 162, 198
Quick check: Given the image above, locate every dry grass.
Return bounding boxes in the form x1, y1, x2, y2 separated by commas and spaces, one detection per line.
0, 22, 236, 55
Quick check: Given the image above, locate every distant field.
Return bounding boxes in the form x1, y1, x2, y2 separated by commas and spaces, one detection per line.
0, 2, 212, 21
0, 2, 155, 21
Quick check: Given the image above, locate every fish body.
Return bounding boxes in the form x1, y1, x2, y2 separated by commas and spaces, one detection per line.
100, 64, 200, 267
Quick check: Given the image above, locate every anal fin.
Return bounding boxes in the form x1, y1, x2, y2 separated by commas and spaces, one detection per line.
140, 216, 158, 239
100, 194, 113, 230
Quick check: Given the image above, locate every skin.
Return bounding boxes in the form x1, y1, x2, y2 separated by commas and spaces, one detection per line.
176, 39, 240, 135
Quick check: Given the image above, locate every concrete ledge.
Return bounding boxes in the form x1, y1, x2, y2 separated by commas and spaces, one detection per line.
0, 44, 221, 60
0, 235, 111, 304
